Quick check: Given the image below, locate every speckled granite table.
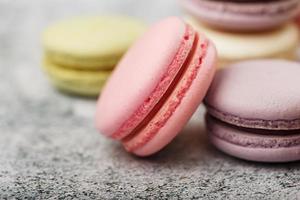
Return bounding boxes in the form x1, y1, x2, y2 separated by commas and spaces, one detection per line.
1, 1, 300, 199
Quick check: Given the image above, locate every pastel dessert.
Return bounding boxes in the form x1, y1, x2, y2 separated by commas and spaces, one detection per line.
43, 16, 146, 69
42, 16, 145, 96
180, 0, 300, 32
186, 17, 300, 67
96, 17, 217, 156
205, 60, 300, 162
43, 60, 111, 96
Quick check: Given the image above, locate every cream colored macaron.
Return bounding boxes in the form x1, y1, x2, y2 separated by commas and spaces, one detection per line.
186, 17, 300, 67
43, 16, 146, 69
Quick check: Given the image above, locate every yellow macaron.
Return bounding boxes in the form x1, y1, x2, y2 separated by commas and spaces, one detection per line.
43, 59, 111, 96
43, 15, 146, 69
186, 17, 300, 67
42, 15, 146, 96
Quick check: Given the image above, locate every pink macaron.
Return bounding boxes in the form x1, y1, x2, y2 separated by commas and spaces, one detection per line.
96, 17, 217, 156
180, 0, 300, 32
205, 60, 300, 162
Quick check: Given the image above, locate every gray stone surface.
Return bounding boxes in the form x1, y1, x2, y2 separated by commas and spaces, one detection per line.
1, 0, 300, 199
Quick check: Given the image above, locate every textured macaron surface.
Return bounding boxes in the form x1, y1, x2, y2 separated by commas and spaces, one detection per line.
205, 60, 300, 130
96, 17, 195, 139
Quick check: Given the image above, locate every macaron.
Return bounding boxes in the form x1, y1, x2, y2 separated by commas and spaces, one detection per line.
96, 17, 217, 156
186, 17, 299, 67
43, 16, 146, 69
43, 59, 111, 96
204, 60, 300, 162
42, 16, 145, 96
180, 0, 300, 32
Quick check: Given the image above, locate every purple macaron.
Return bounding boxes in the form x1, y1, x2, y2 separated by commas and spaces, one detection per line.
204, 60, 300, 162
180, 0, 300, 32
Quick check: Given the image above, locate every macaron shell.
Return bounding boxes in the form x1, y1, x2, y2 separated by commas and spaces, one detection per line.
181, 0, 300, 31
205, 60, 300, 130
43, 16, 146, 69
96, 17, 195, 139
50, 80, 106, 96
130, 38, 216, 156
207, 115, 300, 148
210, 135, 300, 163
207, 115, 300, 162
43, 60, 111, 96
186, 17, 299, 65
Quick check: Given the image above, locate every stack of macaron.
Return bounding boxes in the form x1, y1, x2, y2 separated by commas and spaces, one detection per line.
180, 0, 300, 67
42, 16, 145, 96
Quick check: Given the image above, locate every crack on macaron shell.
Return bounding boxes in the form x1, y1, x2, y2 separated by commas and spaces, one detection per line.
205, 105, 300, 130
206, 114, 300, 149
111, 25, 196, 140
122, 34, 208, 152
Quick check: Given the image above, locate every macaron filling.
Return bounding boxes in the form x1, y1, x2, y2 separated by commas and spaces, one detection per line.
111, 25, 196, 140
122, 34, 208, 151
207, 114, 300, 149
